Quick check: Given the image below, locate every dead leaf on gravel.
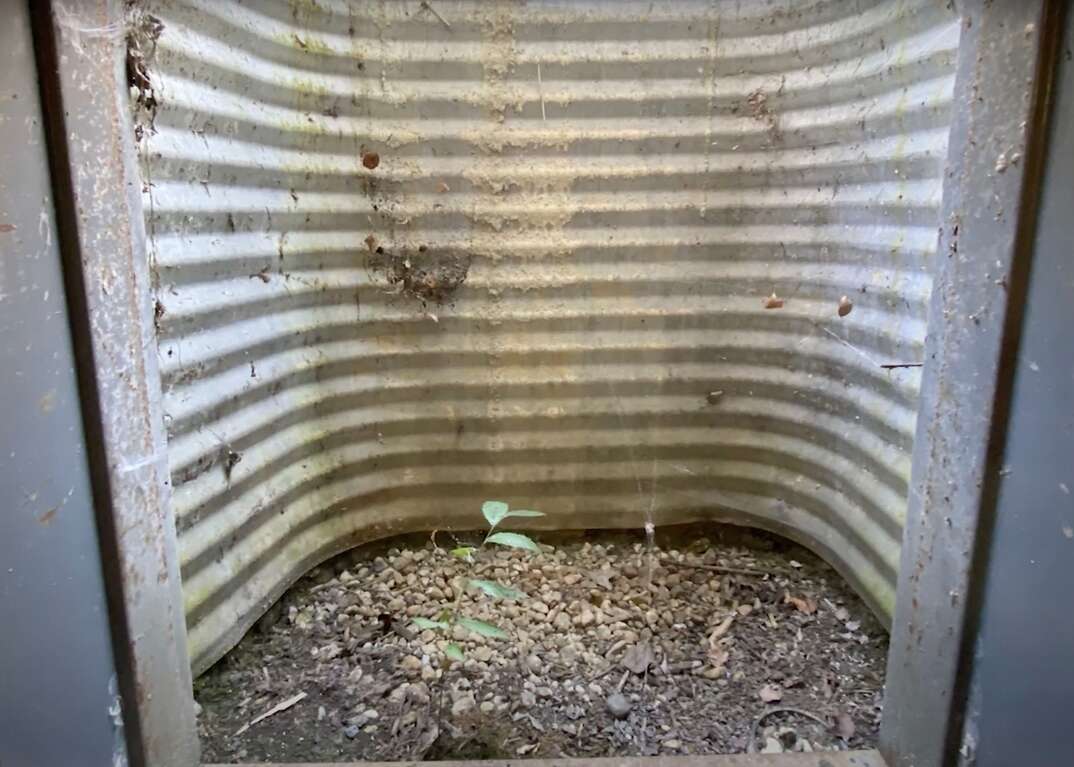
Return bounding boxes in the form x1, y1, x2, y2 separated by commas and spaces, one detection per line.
758, 684, 783, 703
588, 569, 614, 589
414, 721, 439, 758
235, 691, 307, 736
784, 593, 818, 615
836, 711, 856, 740
707, 614, 735, 646
621, 641, 654, 674
707, 648, 729, 669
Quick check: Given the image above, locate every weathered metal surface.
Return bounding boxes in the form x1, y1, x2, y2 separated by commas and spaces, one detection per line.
880, 1, 1057, 766
0, 4, 123, 765
954, 5, 1073, 767
139, 0, 960, 674
31, 1, 199, 764
204, 752, 887, 767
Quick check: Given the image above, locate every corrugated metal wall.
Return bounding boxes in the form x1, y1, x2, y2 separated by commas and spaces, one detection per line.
140, 0, 960, 675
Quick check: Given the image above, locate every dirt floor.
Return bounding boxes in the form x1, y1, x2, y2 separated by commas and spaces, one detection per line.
194, 525, 887, 762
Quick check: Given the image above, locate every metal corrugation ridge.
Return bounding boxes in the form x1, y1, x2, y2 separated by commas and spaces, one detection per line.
139, 0, 960, 675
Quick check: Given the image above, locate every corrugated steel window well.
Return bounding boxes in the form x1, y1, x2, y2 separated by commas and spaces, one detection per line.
137, 0, 959, 759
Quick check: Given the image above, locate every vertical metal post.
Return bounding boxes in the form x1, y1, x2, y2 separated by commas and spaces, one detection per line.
881, 1, 1061, 765
1, 3, 122, 765
29, 1, 198, 764
955, 5, 1073, 765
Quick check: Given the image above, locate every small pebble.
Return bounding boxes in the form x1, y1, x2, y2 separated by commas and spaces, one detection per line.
761, 737, 783, 754
451, 693, 476, 717
606, 692, 632, 720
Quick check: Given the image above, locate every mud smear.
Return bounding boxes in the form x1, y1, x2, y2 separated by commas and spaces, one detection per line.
368, 245, 471, 307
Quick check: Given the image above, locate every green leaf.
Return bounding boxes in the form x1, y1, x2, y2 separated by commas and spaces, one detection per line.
450, 546, 475, 561
481, 500, 510, 529
485, 531, 541, 553
412, 617, 449, 631
457, 617, 508, 639
505, 509, 545, 519
468, 578, 524, 600
444, 643, 465, 662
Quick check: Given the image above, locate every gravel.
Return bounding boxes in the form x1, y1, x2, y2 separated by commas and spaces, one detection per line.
194, 525, 887, 762
606, 692, 632, 720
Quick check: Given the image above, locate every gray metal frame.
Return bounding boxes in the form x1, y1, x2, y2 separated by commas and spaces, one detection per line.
0, 3, 124, 765
10, 0, 1066, 765
880, 1, 1064, 766
957, 7, 1074, 764
28, 0, 198, 764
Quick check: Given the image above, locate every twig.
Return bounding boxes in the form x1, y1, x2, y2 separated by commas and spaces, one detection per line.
234, 691, 306, 736
656, 660, 703, 675
639, 664, 650, 752
308, 580, 340, 594
353, 645, 404, 656
587, 664, 616, 683
879, 362, 923, 369
420, 1, 451, 30
537, 62, 546, 121
659, 558, 785, 578
747, 706, 830, 753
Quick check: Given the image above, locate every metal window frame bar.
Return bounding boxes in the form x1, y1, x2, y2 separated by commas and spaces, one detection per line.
26, 0, 1062, 766
879, 1, 1064, 766
29, 1, 198, 765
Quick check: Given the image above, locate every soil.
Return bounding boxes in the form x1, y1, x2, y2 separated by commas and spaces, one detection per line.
194, 525, 887, 763
366, 244, 470, 306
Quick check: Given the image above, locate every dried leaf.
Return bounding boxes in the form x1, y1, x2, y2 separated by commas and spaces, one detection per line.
707, 614, 735, 646
621, 642, 654, 674
758, 684, 783, 703
764, 293, 784, 309
469, 578, 524, 600
707, 648, 729, 669
235, 691, 307, 736
784, 593, 818, 615
835, 711, 856, 740
588, 569, 614, 589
